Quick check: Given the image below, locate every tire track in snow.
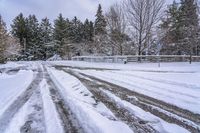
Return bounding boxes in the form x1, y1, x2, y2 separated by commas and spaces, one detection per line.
110, 71, 200, 94
61, 68, 157, 133
40, 79, 64, 133
0, 66, 43, 133
61, 68, 200, 133
43, 66, 84, 133
75, 69, 200, 123
20, 89, 46, 133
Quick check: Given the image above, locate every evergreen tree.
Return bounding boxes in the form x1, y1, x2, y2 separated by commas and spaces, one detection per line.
94, 4, 108, 54
0, 15, 7, 63
54, 14, 68, 45
69, 16, 83, 43
83, 19, 94, 42
94, 4, 107, 35
39, 17, 54, 59
89, 21, 94, 42
40, 17, 53, 45
53, 14, 68, 55
179, 0, 199, 58
26, 15, 40, 60
11, 13, 27, 54
160, 1, 182, 55
80, 19, 94, 54
160, 0, 199, 62
83, 19, 91, 42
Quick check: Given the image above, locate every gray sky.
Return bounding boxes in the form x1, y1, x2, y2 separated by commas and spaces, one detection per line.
0, 0, 174, 30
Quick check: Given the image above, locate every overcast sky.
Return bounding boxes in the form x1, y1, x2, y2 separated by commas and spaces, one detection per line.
0, 0, 174, 30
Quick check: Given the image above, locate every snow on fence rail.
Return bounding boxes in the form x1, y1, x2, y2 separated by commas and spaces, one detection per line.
72, 55, 200, 63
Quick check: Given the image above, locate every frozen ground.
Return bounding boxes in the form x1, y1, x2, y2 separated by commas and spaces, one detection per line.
0, 61, 199, 133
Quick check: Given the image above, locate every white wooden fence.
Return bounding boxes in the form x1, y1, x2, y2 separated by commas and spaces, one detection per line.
72, 55, 200, 63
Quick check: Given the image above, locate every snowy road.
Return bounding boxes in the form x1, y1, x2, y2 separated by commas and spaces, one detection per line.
0, 61, 199, 133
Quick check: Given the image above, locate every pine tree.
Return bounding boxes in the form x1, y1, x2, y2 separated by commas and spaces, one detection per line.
89, 21, 94, 42
26, 15, 40, 60
40, 17, 53, 45
83, 19, 91, 42
160, 0, 199, 62
160, 1, 182, 55
39, 17, 54, 59
179, 0, 199, 58
69, 16, 83, 43
0, 15, 7, 63
11, 13, 27, 54
53, 14, 68, 55
81, 19, 94, 54
54, 14, 68, 45
94, 4, 107, 35
94, 4, 108, 54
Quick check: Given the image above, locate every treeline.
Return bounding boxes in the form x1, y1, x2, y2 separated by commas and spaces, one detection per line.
0, 0, 200, 62
1, 4, 115, 61
11, 14, 95, 60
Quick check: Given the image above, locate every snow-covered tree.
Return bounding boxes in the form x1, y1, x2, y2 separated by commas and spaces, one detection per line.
5, 36, 21, 60
81, 19, 94, 54
179, 0, 199, 60
160, 1, 182, 55
94, 4, 109, 55
83, 19, 94, 42
94, 4, 107, 36
68, 16, 84, 43
160, 0, 200, 61
0, 15, 7, 63
124, 0, 165, 58
39, 17, 54, 59
106, 3, 129, 55
53, 14, 68, 56
25, 15, 40, 60
11, 13, 27, 54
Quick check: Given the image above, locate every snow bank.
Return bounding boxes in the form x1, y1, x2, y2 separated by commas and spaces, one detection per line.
47, 55, 62, 61
47, 67, 133, 133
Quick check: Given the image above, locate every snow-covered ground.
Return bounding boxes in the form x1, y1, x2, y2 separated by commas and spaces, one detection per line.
47, 67, 132, 133
0, 70, 34, 119
73, 69, 200, 114
51, 61, 200, 72
0, 61, 199, 133
102, 89, 189, 133
52, 61, 200, 113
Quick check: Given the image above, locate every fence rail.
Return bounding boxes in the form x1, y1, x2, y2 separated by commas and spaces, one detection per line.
72, 55, 200, 63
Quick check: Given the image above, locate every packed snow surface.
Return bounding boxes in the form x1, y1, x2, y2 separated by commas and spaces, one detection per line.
0, 70, 34, 118
53, 61, 200, 114
0, 61, 199, 133
47, 67, 133, 133
102, 89, 189, 133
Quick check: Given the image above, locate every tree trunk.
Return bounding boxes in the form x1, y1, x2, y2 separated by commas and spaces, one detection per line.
120, 44, 123, 55
138, 33, 142, 62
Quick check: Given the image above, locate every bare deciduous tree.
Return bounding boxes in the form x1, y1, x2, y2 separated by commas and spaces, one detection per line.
105, 3, 128, 55
124, 0, 165, 59
0, 15, 7, 63
5, 36, 21, 59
